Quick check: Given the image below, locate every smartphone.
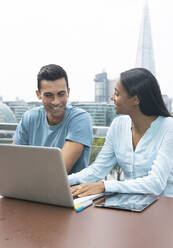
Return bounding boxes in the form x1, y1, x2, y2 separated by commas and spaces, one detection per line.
94, 193, 158, 212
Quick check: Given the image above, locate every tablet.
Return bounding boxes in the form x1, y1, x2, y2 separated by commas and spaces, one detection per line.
94, 193, 158, 212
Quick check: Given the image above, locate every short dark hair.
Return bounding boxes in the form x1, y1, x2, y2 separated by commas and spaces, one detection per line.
37, 64, 69, 91
120, 68, 171, 117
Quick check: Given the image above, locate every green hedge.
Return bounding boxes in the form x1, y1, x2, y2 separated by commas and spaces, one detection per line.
89, 138, 105, 165
89, 137, 123, 181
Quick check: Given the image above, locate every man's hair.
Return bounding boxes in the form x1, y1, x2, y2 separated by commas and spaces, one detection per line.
37, 64, 69, 91
120, 68, 171, 117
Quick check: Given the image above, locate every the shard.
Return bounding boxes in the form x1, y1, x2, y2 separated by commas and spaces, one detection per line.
135, 0, 156, 76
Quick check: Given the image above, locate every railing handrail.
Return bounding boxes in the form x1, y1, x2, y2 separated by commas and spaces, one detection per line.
0, 123, 108, 143
0, 123, 18, 130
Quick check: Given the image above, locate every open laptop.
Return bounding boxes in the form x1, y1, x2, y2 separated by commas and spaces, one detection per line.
0, 144, 75, 208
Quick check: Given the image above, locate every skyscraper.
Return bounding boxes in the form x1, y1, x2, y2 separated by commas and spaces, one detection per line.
135, 0, 156, 75
135, 0, 172, 111
93, 0, 172, 112
94, 72, 109, 103
94, 2, 157, 103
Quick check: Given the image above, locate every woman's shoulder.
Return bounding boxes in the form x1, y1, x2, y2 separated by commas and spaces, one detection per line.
111, 115, 131, 127
159, 116, 173, 130
108, 115, 131, 137
108, 115, 131, 136
159, 116, 173, 127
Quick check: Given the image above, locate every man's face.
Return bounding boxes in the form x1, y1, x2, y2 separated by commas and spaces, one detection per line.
36, 78, 70, 125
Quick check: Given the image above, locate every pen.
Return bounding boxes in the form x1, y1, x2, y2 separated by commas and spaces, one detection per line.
75, 200, 93, 212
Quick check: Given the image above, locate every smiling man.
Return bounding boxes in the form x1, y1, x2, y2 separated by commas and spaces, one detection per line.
12, 64, 93, 174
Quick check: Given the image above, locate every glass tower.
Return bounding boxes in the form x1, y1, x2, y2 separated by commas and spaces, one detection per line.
135, 0, 156, 76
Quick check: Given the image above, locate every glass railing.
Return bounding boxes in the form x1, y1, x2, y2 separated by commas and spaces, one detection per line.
0, 123, 18, 144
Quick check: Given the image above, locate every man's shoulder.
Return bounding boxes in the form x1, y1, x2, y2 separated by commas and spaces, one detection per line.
66, 105, 91, 118
23, 106, 45, 119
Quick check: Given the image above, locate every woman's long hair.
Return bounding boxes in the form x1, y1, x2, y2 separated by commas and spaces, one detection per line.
120, 68, 171, 117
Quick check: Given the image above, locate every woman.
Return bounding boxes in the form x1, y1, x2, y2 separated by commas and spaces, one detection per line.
69, 68, 173, 197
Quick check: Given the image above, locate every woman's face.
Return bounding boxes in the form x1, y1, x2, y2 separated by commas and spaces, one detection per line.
111, 79, 139, 115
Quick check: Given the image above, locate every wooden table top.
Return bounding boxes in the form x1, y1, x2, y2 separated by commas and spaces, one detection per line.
0, 195, 172, 248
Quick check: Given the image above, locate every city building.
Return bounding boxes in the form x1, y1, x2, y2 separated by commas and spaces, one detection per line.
108, 78, 118, 103
4, 100, 30, 123
71, 102, 116, 127
27, 101, 42, 109
135, 0, 172, 111
94, 72, 118, 104
94, 72, 109, 103
135, 0, 156, 76
3, 100, 42, 123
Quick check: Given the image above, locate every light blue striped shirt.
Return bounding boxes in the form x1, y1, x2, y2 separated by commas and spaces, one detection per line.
69, 115, 173, 197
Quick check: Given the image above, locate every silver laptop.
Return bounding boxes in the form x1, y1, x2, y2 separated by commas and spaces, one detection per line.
0, 144, 74, 208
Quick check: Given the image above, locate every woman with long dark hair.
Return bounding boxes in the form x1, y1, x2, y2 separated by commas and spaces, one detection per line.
69, 68, 173, 197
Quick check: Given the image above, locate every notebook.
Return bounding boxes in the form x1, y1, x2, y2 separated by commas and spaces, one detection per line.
0, 144, 103, 208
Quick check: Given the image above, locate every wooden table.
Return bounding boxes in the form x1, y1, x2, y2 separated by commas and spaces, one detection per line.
0, 196, 172, 248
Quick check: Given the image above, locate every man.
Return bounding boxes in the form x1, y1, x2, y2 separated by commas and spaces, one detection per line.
13, 64, 93, 174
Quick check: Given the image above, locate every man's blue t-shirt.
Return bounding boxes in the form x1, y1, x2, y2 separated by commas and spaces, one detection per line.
13, 105, 93, 174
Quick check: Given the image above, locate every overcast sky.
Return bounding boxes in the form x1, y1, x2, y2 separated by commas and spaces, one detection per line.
0, 0, 173, 102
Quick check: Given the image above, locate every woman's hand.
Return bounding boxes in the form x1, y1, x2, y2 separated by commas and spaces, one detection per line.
71, 181, 105, 197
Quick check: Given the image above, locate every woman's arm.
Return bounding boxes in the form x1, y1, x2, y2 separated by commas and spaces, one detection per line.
68, 120, 118, 186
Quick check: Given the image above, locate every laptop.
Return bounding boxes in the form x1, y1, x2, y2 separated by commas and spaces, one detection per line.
0, 144, 75, 208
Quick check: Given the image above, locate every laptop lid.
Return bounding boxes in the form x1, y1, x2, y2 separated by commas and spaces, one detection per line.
0, 144, 74, 208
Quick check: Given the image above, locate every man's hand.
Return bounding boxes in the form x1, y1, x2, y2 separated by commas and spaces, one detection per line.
71, 181, 105, 197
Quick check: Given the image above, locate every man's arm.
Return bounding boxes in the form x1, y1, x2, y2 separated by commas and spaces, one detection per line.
12, 139, 83, 173
62, 140, 84, 173
13, 138, 84, 173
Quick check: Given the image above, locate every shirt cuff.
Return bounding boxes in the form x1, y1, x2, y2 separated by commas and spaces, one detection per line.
68, 174, 80, 186
103, 179, 120, 193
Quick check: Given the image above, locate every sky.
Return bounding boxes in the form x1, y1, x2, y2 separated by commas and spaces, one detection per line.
0, 0, 173, 102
